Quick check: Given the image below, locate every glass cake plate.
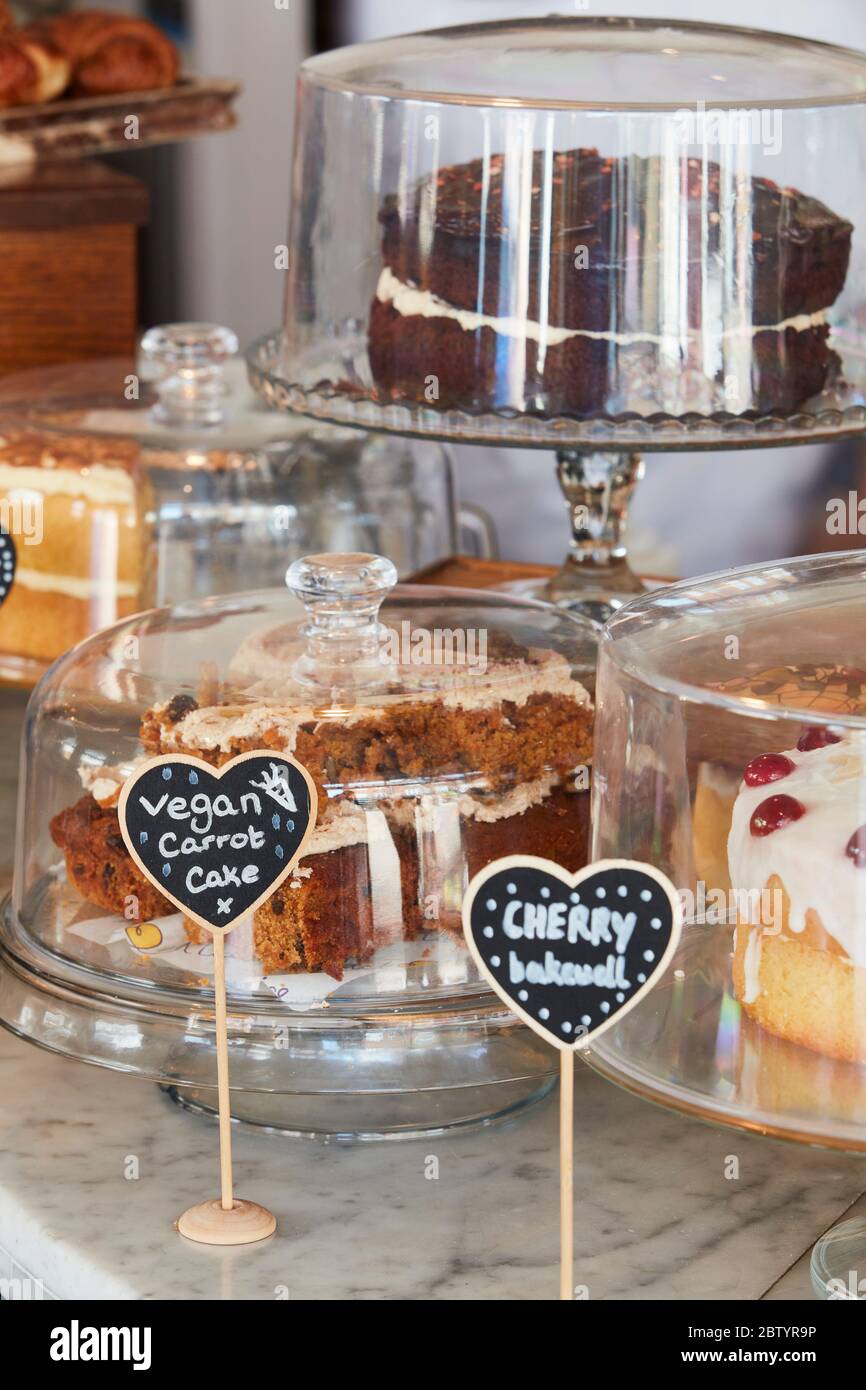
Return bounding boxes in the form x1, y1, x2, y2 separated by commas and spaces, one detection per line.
258, 15, 866, 617
0, 555, 597, 1139
588, 550, 866, 1297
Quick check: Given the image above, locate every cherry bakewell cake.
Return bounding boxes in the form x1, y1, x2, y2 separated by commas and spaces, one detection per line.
50, 640, 593, 979
369, 149, 852, 418
0, 429, 144, 665
729, 725, 866, 1064
692, 665, 866, 895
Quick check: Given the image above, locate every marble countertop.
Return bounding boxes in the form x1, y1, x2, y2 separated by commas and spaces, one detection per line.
2, 1028, 865, 1301
0, 690, 863, 1301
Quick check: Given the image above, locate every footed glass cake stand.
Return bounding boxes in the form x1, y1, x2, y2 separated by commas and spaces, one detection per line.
251, 323, 866, 619
250, 15, 866, 618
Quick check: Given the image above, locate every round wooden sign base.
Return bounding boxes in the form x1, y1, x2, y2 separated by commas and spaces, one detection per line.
177, 1198, 276, 1246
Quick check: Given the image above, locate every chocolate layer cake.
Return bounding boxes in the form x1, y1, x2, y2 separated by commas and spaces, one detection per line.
369, 149, 852, 417
50, 648, 593, 978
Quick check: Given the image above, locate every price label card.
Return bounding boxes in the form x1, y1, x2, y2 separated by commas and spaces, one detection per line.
119, 752, 318, 934
463, 857, 682, 1050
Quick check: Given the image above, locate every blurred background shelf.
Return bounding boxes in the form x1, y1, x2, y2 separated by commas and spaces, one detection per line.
0, 77, 239, 165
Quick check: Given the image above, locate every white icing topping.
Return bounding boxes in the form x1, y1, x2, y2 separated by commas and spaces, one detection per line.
230, 622, 589, 713
159, 705, 305, 755
304, 806, 367, 854
377, 267, 829, 349
89, 777, 123, 807
80, 759, 145, 805
437, 651, 589, 712
727, 732, 866, 967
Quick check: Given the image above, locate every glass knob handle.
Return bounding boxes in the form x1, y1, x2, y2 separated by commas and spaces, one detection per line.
141, 323, 240, 429
287, 552, 398, 606
286, 552, 398, 691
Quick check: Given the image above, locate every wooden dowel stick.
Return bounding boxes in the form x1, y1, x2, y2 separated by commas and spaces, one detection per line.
212, 931, 234, 1212
176, 929, 274, 1245
560, 1049, 574, 1301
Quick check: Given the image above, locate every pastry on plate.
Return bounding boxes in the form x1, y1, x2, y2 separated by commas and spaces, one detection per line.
22, 9, 179, 97
0, 29, 70, 107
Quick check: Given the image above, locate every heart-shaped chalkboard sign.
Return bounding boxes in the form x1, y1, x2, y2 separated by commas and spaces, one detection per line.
0, 532, 16, 609
119, 752, 318, 934
463, 857, 682, 1050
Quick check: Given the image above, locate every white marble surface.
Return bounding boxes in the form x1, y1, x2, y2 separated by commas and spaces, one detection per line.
0, 1029, 864, 1301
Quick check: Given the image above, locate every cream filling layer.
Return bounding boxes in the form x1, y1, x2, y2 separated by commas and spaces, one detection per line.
160, 647, 589, 751
0, 460, 135, 506
376, 267, 829, 349
457, 773, 560, 822
12, 568, 139, 600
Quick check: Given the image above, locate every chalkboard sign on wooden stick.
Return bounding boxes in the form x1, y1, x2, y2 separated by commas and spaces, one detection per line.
463, 855, 682, 1300
119, 749, 318, 1246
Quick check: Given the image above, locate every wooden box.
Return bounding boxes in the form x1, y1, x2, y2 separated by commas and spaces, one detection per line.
0, 159, 148, 375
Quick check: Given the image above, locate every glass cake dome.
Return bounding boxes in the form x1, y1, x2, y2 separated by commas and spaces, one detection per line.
249, 14, 866, 618
256, 15, 866, 445
0, 324, 461, 685
586, 549, 866, 1296
0, 554, 597, 1139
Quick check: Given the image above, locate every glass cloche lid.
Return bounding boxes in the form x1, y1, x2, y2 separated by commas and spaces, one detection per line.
0, 556, 597, 1134
0, 324, 460, 617
588, 550, 866, 1151
0, 322, 324, 454
304, 16, 866, 108
256, 15, 866, 447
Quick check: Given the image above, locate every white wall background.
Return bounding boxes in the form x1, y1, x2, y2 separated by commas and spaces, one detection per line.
174, 0, 310, 345
344, 0, 866, 47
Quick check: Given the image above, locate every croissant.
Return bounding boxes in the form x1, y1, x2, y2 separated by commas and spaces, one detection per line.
0, 34, 70, 107
22, 10, 179, 96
